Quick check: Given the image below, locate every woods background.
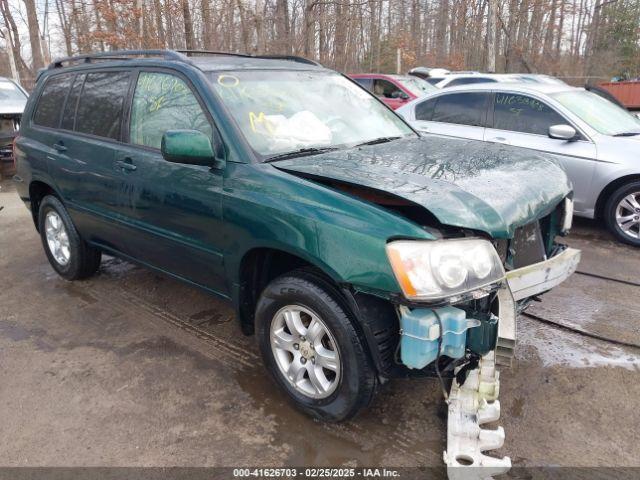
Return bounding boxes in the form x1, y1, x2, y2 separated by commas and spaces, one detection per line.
1, 0, 640, 89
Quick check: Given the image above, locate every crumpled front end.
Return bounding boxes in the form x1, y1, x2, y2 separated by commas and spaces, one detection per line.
391, 195, 580, 477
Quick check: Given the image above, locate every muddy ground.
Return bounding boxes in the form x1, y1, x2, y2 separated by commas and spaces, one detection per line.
1, 179, 639, 471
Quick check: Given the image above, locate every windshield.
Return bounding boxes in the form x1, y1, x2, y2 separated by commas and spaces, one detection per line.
396, 77, 436, 96
552, 90, 640, 136
208, 70, 414, 159
0, 80, 27, 102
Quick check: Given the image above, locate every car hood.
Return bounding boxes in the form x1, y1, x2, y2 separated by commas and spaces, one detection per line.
274, 136, 571, 239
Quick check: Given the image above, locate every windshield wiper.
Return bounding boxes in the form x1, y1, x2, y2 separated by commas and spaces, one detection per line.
355, 136, 402, 147
613, 131, 640, 137
264, 146, 338, 163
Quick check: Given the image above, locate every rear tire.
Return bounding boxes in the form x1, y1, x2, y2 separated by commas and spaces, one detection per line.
255, 269, 377, 422
38, 195, 102, 280
604, 181, 640, 247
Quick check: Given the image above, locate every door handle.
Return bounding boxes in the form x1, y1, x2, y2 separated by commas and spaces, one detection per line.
52, 142, 67, 152
489, 137, 510, 144
116, 159, 137, 172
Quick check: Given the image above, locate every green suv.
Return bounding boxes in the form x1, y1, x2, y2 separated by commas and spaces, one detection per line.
14, 50, 580, 422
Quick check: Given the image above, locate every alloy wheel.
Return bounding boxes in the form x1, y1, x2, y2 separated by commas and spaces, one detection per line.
45, 211, 71, 266
615, 192, 640, 240
270, 305, 341, 399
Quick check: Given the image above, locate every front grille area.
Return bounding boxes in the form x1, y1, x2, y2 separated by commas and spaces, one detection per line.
503, 201, 564, 271
511, 221, 546, 269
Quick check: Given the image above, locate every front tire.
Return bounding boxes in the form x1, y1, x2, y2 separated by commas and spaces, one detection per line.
604, 181, 640, 246
255, 270, 377, 422
38, 195, 102, 280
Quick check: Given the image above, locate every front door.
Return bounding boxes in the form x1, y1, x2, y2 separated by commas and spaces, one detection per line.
484, 92, 597, 212
114, 69, 227, 295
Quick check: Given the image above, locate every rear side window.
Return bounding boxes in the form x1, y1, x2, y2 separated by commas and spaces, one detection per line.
75, 71, 131, 140
493, 93, 566, 135
129, 72, 212, 149
60, 74, 85, 131
33, 74, 73, 128
431, 92, 488, 126
415, 98, 437, 121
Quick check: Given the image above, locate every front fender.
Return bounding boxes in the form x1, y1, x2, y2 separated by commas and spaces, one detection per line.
222, 162, 432, 295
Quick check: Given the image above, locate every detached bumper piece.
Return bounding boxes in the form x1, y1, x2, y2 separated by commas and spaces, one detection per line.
506, 247, 581, 301
444, 351, 511, 479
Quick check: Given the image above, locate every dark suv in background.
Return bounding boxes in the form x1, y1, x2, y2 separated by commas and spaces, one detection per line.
14, 50, 579, 430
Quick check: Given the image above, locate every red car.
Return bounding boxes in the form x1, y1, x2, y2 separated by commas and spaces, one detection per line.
349, 73, 436, 109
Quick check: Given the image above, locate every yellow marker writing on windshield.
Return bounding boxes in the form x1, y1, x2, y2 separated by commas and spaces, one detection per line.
249, 112, 274, 134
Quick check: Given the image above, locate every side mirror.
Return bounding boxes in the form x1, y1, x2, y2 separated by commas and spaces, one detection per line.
161, 130, 225, 168
548, 124, 577, 141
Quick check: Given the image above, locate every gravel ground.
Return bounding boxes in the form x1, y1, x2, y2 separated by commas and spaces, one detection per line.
1, 180, 639, 472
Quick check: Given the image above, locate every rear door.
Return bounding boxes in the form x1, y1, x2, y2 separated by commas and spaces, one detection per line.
48, 69, 134, 250
484, 91, 597, 211
113, 69, 227, 293
411, 92, 489, 140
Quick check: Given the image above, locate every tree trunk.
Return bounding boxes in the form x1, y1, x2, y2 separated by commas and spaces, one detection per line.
182, 0, 194, 50
23, 0, 45, 69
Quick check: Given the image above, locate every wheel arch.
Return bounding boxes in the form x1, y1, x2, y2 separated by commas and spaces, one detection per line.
234, 246, 399, 379
28, 180, 60, 231
594, 174, 640, 219
234, 246, 341, 335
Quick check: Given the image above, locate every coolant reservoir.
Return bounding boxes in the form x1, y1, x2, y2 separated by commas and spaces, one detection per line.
400, 306, 480, 369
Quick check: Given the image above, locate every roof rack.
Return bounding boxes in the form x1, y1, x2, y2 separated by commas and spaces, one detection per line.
48, 49, 322, 70
178, 50, 322, 66
254, 55, 322, 67
176, 49, 251, 58
48, 49, 190, 69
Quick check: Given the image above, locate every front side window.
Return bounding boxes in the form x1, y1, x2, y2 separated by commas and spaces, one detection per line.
431, 92, 488, 127
493, 93, 565, 135
130, 72, 212, 149
208, 70, 413, 158
373, 79, 403, 99
33, 74, 73, 128
75, 71, 131, 140
552, 90, 640, 136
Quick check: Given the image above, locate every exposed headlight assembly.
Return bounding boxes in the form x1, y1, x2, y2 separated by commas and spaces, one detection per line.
386, 238, 505, 301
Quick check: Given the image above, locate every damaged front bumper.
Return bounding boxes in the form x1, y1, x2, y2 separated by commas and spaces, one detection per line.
442, 247, 581, 478
506, 247, 581, 302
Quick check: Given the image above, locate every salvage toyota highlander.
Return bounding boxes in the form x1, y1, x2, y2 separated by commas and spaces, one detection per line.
14, 51, 580, 435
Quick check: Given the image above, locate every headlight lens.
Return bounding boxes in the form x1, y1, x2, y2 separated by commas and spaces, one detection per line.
386, 238, 505, 300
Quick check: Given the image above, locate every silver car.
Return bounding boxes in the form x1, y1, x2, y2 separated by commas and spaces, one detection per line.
0, 76, 28, 165
397, 83, 640, 246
